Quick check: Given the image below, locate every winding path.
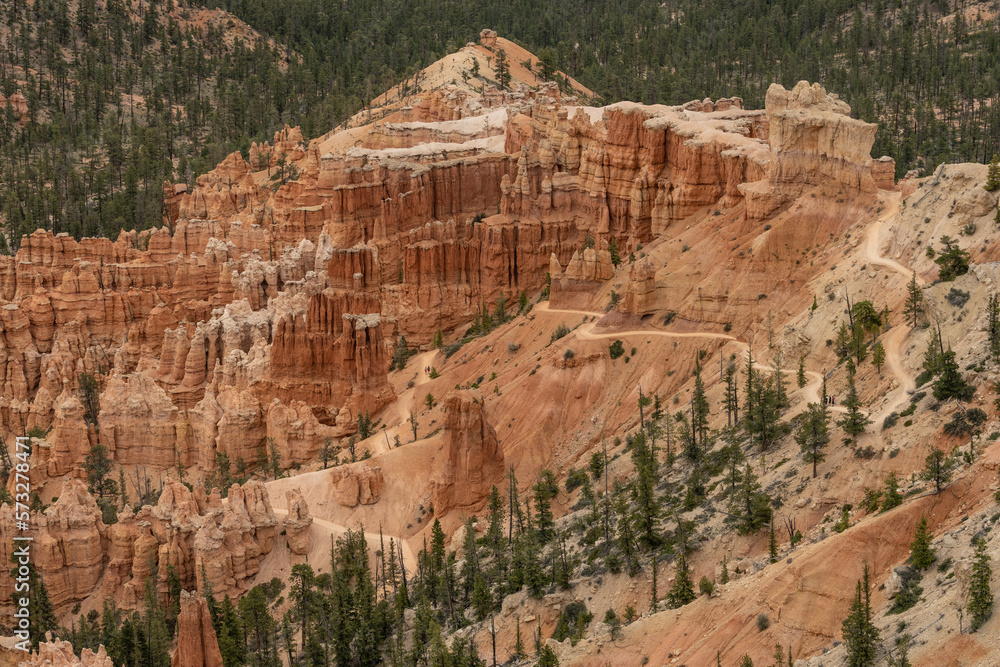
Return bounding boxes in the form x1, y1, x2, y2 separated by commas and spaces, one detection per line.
860, 191, 920, 432
535, 192, 920, 434
533, 302, 832, 416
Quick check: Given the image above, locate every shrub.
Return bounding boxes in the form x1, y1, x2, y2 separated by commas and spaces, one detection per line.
563, 349, 575, 361
756, 613, 770, 631
944, 407, 987, 437
551, 323, 570, 343
834, 506, 851, 533
883, 412, 900, 430
698, 576, 715, 597
609, 339, 625, 360
946, 287, 970, 308
888, 567, 923, 614
565, 468, 588, 492
443, 340, 466, 359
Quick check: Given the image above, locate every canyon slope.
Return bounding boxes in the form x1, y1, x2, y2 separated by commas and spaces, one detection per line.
3, 31, 1000, 667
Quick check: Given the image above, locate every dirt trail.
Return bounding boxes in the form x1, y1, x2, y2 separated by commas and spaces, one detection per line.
858, 191, 921, 437
863, 192, 912, 279
534, 302, 840, 415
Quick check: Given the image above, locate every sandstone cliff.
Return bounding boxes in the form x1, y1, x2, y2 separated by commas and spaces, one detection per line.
0, 477, 279, 622
171, 591, 224, 667
432, 392, 505, 514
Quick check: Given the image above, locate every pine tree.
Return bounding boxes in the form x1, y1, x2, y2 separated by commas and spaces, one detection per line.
650, 553, 658, 611
533, 470, 558, 543
485, 485, 508, 584
630, 430, 660, 547
692, 356, 710, 446
933, 349, 974, 402
988, 293, 1000, 361
797, 355, 807, 388
935, 236, 971, 281
83, 444, 115, 498
768, 522, 778, 563
904, 272, 923, 327
986, 154, 1000, 192
320, 437, 335, 469
842, 561, 880, 667
909, 516, 935, 569
796, 402, 829, 478
537, 645, 560, 667
729, 464, 772, 534
872, 342, 886, 375
493, 49, 511, 89
720, 555, 729, 584
880, 472, 902, 511
514, 618, 526, 659
838, 361, 871, 443
607, 236, 621, 266
968, 537, 994, 631
921, 448, 955, 494
609, 493, 637, 576
723, 360, 739, 427
835, 322, 852, 360
666, 552, 696, 608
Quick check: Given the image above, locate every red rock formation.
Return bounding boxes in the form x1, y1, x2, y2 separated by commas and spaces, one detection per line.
21, 636, 114, 667
283, 488, 313, 555
0, 68, 880, 519
32, 479, 107, 610
765, 80, 878, 192
172, 591, 224, 667
432, 392, 505, 514
327, 464, 385, 507
0, 478, 277, 625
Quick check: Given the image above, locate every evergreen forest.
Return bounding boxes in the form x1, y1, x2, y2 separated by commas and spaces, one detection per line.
3, 0, 1000, 248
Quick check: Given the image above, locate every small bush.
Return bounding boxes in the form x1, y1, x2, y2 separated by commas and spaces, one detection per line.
443, 340, 466, 359
609, 339, 625, 360
888, 567, 923, 614
565, 468, 588, 492
883, 412, 900, 430
756, 613, 770, 631
854, 445, 878, 459
563, 349, 575, 361
699, 576, 715, 597
962, 221, 977, 236
946, 287, 970, 308
507, 341, 520, 353
551, 323, 570, 343
944, 407, 987, 437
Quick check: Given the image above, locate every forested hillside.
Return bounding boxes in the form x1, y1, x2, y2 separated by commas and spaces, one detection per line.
2, 0, 1000, 248
208, 0, 1000, 171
